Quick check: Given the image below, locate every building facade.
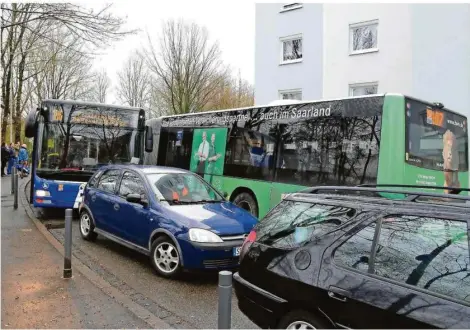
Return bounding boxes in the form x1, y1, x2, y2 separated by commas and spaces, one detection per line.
255, 3, 470, 119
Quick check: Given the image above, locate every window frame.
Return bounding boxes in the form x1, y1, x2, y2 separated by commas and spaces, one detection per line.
117, 170, 148, 200
280, 3, 303, 13
349, 82, 379, 97
88, 170, 104, 188
280, 34, 303, 65
332, 213, 470, 305
279, 89, 302, 101
349, 20, 379, 55
96, 169, 122, 194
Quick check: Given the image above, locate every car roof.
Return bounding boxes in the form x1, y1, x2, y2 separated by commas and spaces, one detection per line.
98, 165, 189, 175
283, 186, 470, 217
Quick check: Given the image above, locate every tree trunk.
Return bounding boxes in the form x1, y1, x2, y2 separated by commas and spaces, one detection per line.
14, 54, 26, 142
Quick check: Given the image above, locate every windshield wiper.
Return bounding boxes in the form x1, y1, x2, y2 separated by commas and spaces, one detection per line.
196, 200, 222, 203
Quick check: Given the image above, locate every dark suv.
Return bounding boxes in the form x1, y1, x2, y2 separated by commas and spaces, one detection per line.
233, 185, 470, 329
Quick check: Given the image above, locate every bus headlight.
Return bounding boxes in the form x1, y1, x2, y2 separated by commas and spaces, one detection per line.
36, 190, 50, 197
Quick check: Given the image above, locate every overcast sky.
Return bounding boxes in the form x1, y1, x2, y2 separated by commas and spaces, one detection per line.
81, 1, 256, 104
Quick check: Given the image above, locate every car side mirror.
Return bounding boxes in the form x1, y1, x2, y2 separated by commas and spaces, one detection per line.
145, 126, 153, 153
126, 193, 142, 204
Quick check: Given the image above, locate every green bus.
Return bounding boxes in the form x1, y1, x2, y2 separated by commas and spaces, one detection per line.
144, 94, 469, 218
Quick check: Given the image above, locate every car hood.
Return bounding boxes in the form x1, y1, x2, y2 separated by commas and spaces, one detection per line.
165, 202, 257, 236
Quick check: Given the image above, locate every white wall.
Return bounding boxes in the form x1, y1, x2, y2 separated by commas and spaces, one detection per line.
411, 4, 470, 118
322, 3, 413, 99
254, 3, 323, 105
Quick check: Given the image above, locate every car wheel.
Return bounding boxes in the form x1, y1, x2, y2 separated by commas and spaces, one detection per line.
278, 310, 329, 329
79, 211, 97, 241
232, 192, 258, 218
150, 236, 182, 278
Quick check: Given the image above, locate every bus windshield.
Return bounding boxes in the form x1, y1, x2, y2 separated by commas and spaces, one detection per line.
37, 102, 143, 175
406, 98, 468, 172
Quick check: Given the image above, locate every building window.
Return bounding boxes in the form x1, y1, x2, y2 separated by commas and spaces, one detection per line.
279, 89, 302, 100
280, 35, 303, 64
349, 20, 378, 55
280, 3, 303, 12
349, 83, 378, 96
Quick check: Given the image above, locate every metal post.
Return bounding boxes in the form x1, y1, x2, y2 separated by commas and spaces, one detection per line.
10, 164, 14, 194
63, 209, 73, 279
218, 270, 232, 329
13, 167, 18, 210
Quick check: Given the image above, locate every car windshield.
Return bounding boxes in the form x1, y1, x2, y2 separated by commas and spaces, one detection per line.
147, 172, 223, 205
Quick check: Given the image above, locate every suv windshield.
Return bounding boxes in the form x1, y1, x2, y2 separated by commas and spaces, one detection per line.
147, 172, 223, 205
256, 200, 354, 249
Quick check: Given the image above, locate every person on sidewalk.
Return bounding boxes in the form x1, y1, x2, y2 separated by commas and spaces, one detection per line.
17, 144, 29, 179
1, 143, 9, 176
7, 142, 16, 175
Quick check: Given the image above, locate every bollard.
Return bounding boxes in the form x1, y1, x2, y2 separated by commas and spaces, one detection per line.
13, 167, 18, 210
10, 165, 14, 194
63, 209, 73, 279
218, 270, 232, 329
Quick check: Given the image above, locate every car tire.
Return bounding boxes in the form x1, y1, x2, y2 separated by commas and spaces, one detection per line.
232, 192, 258, 218
79, 210, 97, 241
150, 236, 182, 279
278, 310, 330, 329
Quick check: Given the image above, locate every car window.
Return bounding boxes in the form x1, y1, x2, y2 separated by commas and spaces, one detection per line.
97, 169, 121, 193
118, 171, 146, 198
255, 200, 355, 249
88, 170, 103, 188
334, 215, 470, 303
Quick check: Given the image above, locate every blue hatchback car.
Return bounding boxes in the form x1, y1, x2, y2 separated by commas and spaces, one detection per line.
79, 165, 258, 278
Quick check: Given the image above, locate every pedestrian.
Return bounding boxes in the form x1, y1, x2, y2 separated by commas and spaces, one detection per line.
1, 143, 8, 177
17, 143, 29, 179
7, 143, 15, 175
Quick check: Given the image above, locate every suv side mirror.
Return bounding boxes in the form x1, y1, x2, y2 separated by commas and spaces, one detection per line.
145, 126, 153, 153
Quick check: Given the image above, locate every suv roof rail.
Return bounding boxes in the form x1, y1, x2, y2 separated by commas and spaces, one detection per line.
298, 185, 470, 203
357, 183, 470, 193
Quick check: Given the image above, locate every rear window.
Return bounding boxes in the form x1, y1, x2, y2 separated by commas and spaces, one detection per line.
256, 200, 355, 249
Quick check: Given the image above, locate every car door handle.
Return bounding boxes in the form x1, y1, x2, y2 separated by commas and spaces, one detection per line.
114, 203, 120, 211
91, 195, 96, 202
328, 286, 351, 303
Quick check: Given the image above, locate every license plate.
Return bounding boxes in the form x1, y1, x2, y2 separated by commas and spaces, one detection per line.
233, 246, 241, 257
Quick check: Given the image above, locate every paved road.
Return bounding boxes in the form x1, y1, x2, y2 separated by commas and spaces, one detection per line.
24, 186, 258, 328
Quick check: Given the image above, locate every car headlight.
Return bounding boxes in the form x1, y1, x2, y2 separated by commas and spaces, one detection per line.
36, 190, 50, 197
188, 228, 223, 243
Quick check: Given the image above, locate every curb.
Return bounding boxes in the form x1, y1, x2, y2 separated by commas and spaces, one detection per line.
21, 180, 172, 329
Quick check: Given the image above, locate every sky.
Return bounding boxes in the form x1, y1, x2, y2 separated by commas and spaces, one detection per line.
80, 1, 256, 104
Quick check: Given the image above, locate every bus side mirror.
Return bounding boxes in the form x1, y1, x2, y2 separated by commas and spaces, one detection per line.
145, 126, 153, 153
24, 109, 39, 138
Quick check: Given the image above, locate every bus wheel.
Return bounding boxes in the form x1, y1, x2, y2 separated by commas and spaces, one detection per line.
232, 192, 258, 218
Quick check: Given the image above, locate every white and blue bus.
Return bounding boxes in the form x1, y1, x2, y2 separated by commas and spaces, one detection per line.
25, 99, 153, 209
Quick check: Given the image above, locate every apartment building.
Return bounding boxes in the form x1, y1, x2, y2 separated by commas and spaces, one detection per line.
255, 3, 470, 119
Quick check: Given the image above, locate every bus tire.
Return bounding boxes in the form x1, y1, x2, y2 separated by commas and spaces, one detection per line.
232, 192, 258, 218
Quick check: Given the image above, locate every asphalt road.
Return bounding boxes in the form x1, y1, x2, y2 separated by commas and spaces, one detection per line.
42, 214, 258, 329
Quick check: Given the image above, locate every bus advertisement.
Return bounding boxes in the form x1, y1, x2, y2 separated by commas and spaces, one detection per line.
25, 99, 154, 209
144, 94, 468, 219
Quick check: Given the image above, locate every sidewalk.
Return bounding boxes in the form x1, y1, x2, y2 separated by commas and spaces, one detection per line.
1, 176, 151, 328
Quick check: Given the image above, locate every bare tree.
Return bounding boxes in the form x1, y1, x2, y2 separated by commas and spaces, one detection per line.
116, 51, 151, 108
1, 2, 133, 140
90, 69, 110, 103
144, 19, 226, 115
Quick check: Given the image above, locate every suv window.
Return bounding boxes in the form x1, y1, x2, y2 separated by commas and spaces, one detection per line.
97, 169, 121, 193
118, 171, 146, 198
334, 215, 469, 303
256, 200, 355, 249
